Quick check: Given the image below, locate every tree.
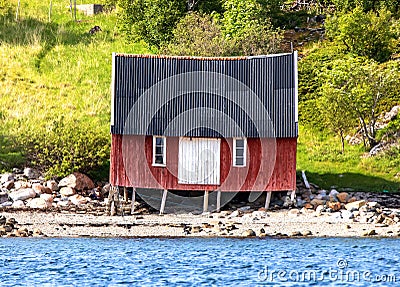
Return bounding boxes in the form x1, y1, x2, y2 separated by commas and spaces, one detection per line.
319, 56, 399, 149
325, 7, 397, 62
318, 85, 357, 153
297, 44, 346, 128
330, 0, 400, 13
117, 0, 186, 48
163, 12, 232, 56
221, 0, 282, 55
163, 1, 283, 57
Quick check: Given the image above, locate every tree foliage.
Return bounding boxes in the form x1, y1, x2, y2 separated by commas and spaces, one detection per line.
117, 0, 186, 48
190, 0, 225, 14
297, 45, 345, 128
17, 117, 110, 179
317, 85, 357, 153
163, 12, 232, 56
325, 7, 398, 62
222, 0, 277, 38
163, 1, 283, 57
0, 0, 12, 14
117, 0, 283, 55
318, 57, 399, 149
221, 0, 282, 55
330, 0, 400, 13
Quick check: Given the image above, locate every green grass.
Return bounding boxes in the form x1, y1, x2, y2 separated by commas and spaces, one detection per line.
297, 125, 400, 192
0, 0, 150, 178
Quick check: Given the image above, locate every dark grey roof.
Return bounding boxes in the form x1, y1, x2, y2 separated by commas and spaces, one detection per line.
111, 53, 298, 138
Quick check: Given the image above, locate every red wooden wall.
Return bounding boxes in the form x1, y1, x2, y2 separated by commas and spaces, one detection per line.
110, 135, 297, 192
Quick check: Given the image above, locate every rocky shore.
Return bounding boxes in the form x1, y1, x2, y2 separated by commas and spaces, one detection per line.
0, 168, 400, 238
2, 205, 400, 238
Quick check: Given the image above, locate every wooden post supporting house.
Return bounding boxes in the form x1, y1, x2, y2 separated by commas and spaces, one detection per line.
203, 190, 209, 213
123, 186, 128, 202
108, 185, 119, 216
265, 191, 272, 210
290, 190, 296, 202
216, 190, 221, 212
160, 189, 168, 215
131, 188, 136, 214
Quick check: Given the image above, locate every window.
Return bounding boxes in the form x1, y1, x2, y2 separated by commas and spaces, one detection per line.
153, 136, 166, 166
233, 138, 246, 167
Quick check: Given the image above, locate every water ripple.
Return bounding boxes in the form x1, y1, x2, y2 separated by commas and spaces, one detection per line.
0, 237, 399, 286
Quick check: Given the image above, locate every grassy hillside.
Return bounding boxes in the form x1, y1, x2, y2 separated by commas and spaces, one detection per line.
297, 126, 399, 192
0, 0, 149, 178
0, 1, 399, 191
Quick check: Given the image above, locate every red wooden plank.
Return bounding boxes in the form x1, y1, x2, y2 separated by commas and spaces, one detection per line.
110, 135, 297, 192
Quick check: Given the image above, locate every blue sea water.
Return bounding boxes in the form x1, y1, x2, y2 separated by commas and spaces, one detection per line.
0, 237, 399, 286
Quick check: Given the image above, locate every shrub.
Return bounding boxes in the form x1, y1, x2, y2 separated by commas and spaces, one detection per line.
17, 117, 110, 179
163, 12, 233, 57
297, 44, 345, 127
0, 0, 12, 15
325, 7, 397, 62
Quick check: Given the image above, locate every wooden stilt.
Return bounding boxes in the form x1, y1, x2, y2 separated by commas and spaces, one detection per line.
107, 186, 113, 215
160, 189, 168, 215
290, 190, 296, 202
203, 190, 209, 213
123, 186, 128, 203
106, 186, 114, 215
109, 186, 118, 216
110, 200, 115, 215
131, 188, 136, 215
216, 190, 221, 212
265, 191, 272, 210
114, 187, 120, 216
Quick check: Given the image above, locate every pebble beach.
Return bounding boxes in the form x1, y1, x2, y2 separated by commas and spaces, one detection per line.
2, 205, 400, 239
1, 168, 400, 239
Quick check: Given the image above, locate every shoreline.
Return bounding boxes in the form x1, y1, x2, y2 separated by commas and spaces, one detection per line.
2, 208, 400, 239
1, 170, 400, 239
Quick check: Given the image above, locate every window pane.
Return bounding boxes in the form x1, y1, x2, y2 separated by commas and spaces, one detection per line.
156, 137, 163, 146
236, 139, 244, 147
155, 146, 163, 155
236, 158, 244, 166
155, 155, 164, 164
236, 148, 244, 157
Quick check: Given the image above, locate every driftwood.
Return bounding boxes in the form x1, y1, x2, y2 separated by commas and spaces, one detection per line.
302, 170, 311, 189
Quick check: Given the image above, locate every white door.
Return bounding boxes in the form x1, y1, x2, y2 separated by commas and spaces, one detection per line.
178, 138, 221, 185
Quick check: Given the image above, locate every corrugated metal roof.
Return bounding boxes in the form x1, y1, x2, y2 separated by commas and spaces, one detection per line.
111, 53, 298, 138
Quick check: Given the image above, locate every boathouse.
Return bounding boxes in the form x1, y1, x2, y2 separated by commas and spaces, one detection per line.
109, 52, 298, 213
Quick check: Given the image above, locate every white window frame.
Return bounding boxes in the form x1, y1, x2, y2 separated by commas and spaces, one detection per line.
152, 136, 166, 167
233, 138, 246, 167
